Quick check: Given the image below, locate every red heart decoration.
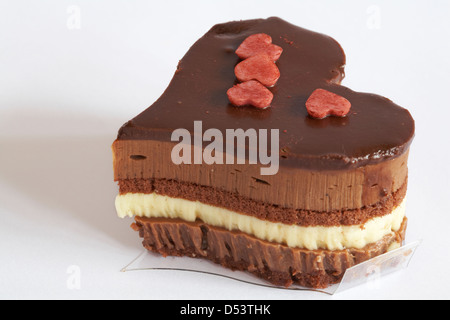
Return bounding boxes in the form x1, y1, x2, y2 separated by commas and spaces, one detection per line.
235, 33, 283, 61
305, 88, 351, 119
234, 54, 280, 87
227, 80, 273, 109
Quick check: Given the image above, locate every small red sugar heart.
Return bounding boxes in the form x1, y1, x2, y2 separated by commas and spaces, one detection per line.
227, 80, 273, 109
234, 54, 280, 87
235, 33, 283, 61
305, 88, 351, 119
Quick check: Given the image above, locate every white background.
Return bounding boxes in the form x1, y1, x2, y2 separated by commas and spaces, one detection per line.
1, 0, 449, 300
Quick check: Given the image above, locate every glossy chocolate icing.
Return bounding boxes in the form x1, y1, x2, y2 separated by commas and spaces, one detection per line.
117, 17, 414, 170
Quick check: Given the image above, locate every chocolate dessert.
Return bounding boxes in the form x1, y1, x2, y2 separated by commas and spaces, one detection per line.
112, 17, 414, 288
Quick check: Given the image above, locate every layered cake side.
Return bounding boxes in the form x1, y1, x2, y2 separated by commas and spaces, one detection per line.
112, 17, 415, 288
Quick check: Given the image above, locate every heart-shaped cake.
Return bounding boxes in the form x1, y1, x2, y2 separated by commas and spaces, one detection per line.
113, 17, 414, 289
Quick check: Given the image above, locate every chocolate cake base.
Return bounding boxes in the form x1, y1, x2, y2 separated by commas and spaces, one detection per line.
132, 216, 407, 289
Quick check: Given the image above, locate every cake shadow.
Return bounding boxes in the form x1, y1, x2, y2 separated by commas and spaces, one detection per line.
0, 126, 138, 249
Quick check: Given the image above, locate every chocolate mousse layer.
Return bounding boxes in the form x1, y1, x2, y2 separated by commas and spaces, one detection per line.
114, 141, 409, 213
133, 216, 407, 288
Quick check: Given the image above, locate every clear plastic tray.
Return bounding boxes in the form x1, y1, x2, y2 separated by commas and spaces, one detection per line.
121, 240, 421, 295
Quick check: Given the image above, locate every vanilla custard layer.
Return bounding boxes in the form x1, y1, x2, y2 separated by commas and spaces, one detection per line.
116, 193, 406, 251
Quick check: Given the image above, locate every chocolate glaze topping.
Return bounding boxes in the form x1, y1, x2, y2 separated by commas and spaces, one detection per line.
118, 17, 414, 170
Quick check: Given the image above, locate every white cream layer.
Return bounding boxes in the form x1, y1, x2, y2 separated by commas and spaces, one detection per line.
116, 193, 406, 251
